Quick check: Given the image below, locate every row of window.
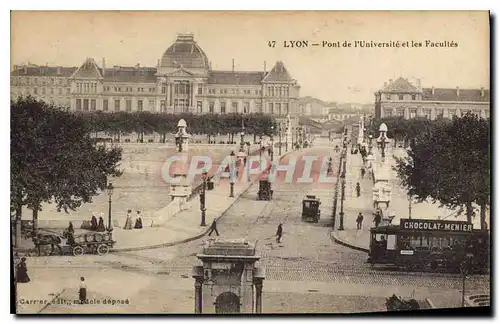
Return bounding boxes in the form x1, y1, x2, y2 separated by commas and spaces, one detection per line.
102, 86, 156, 93
76, 82, 98, 94
75, 98, 155, 112
15, 87, 71, 96
11, 76, 69, 86
266, 86, 290, 98
384, 94, 417, 101
384, 107, 487, 119
203, 88, 263, 96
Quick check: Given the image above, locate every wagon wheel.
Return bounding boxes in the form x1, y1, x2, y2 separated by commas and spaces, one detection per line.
72, 245, 85, 256
97, 244, 109, 255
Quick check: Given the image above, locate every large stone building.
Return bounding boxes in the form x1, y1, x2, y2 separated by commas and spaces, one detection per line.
11, 34, 301, 118
374, 77, 490, 120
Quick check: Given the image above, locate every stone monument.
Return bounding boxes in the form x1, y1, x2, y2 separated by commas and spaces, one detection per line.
169, 119, 192, 210
191, 239, 265, 314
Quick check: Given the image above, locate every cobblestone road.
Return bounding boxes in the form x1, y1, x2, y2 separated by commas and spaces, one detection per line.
20, 146, 490, 313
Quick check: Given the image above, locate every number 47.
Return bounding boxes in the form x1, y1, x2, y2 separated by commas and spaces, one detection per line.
268, 41, 276, 48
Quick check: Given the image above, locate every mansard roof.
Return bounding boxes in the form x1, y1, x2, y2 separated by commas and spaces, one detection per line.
100, 66, 157, 83
11, 65, 77, 77
263, 61, 294, 82
207, 71, 265, 85
422, 88, 490, 102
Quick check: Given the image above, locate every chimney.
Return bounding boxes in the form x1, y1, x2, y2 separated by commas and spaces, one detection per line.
264, 61, 267, 72
157, 59, 160, 67
431, 86, 435, 95
23, 65, 27, 74
102, 58, 106, 76
456, 86, 460, 97
135, 63, 140, 69
481, 87, 485, 97
383, 82, 387, 88
13, 64, 17, 71
57, 66, 61, 75
389, 79, 393, 84
232, 59, 235, 72
209, 61, 212, 70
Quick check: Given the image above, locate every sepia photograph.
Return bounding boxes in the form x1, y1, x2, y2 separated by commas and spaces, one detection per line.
9, 10, 491, 315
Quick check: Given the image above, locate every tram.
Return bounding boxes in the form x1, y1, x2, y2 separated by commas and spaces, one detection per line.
367, 218, 489, 273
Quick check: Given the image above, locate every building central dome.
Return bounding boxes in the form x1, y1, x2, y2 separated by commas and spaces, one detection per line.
160, 34, 210, 70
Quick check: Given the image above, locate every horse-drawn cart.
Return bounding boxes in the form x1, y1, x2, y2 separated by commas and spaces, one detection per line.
33, 230, 116, 256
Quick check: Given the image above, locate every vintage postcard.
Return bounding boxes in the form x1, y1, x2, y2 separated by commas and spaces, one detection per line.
10, 11, 490, 315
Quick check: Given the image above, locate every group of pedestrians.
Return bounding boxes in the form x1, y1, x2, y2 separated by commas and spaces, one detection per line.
123, 210, 143, 230
89, 213, 106, 232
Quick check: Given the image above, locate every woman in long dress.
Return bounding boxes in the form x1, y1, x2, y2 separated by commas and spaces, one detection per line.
16, 257, 30, 283
123, 210, 133, 230
134, 210, 143, 229
78, 277, 87, 303
97, 217, 106, 232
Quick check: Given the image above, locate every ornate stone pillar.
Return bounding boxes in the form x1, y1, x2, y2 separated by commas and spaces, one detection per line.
166, 80, 170, 107
194, 279, 203, 314
254, 278, 263, 314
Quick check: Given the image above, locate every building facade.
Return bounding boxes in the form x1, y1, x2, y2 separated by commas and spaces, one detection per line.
11, 34, 301, 118
374, 77, 490, 120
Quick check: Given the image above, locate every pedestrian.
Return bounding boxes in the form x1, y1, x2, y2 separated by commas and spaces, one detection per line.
97, 216, 106, 232
356, 182, 361, 198
208, 219, 220, 236
374, 211, 382, 228
123, 210, 133, 230
78, 277, 87, 304
356, 213, 364, 230
276, 223, 283, 243
16, 257, 30, 283
67, 221, 74, 234
90, 213, 98, 231
361, 168, 366, 179
134, 210, 143, 229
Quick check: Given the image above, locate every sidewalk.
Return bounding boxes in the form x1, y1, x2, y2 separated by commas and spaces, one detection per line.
331, 147, 489, 252
110, 179, 254, 251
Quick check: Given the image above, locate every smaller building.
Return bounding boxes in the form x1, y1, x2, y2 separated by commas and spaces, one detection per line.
374, 77, 490, 120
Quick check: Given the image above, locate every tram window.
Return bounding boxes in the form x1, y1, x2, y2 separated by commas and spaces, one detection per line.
375, 234, 387, 242
304, 202, 310, 208
421, 236, 429, 248
387, 235, 396, 250
410, 236, 421, 247
399, 236, 411, 249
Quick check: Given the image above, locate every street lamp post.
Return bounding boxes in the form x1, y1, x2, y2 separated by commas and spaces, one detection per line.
368, 134, 373, 155
278, 121, 282, 156
408, 194, 412, 219
240, 131, 245, 152
229, 151, 235, 198
106, 182, 114, 231
200, 171, 207, 226
339, 176, 346, 231
270, 126, 275, 162
460, 255, 473, 307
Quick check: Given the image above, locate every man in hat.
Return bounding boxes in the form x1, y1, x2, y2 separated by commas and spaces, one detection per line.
276, 223, 283, 243
208, 219, 220, 237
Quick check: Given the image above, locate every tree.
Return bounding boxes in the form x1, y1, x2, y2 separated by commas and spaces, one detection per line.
394, 113, 490, 228
11, 97, 123, 239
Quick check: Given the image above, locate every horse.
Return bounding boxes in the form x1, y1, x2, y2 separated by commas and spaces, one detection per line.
32, 233, 65, 256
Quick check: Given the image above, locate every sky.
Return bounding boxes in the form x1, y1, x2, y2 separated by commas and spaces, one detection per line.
11, 11, 490, 103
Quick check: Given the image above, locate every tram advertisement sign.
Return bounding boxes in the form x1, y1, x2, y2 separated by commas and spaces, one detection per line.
400, 219, 473, 232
